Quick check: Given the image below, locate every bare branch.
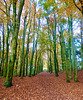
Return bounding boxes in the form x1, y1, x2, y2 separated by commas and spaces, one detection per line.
0, 8, 7, 15
0, 8, 12, 20
3, 0, 7, 7
3, 0, 6, 4
73, 0, 82, 12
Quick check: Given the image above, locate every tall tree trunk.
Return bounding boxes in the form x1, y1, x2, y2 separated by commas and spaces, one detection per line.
4, 0, 25, 87
25, 18, 32, 76
73, 0, 83, 70
15, 57, 18, 77
47, 50, 50, 72
1, 24, 5, 76
59, 18, 70, 82
34, 50, 37, 75
19, 49, 22, 77
81, 9, 83, 69
29, 3, 36, 77
34, 17, 40, 75
70, 15, 78, 82
53, 15, 58, 77
37, 56, 40, 74
14, 42, 20, 77
70, 15, 74, 71
21, 15, 28, 79
46, 17, 52, 73
0, 36, 1, 75
26, 31, 30, 76
68, 16, 72, 79
50, 49, 52, 73
73, 40, 79, 82
56, 58, 59, 72
4, 3, 11, 77
4, 23, 9, 77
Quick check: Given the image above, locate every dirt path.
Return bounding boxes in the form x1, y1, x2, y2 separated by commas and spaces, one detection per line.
0, 70, 83, 100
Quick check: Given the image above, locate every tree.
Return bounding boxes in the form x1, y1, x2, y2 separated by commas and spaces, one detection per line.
73, 0, 83, 69
4, 0, 25, 87
0, 33, 1, 75
1, 23, 5, 76
29, 1, 36, 77
3, 1, 11, 77
0, 0, 82, 88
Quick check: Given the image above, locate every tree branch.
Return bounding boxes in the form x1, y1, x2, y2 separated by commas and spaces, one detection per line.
73, 0, 82, 12
0, 8, 8, 16
17, 0, 25, 22
3, 0, 7, 6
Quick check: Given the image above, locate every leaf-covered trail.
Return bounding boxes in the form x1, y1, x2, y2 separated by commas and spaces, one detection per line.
0, 70, 83, 100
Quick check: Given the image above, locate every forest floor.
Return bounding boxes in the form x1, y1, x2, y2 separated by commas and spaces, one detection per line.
0, 70, 83, 100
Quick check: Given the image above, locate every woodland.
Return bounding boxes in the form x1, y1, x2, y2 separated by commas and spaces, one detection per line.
0, 0, 83, 99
